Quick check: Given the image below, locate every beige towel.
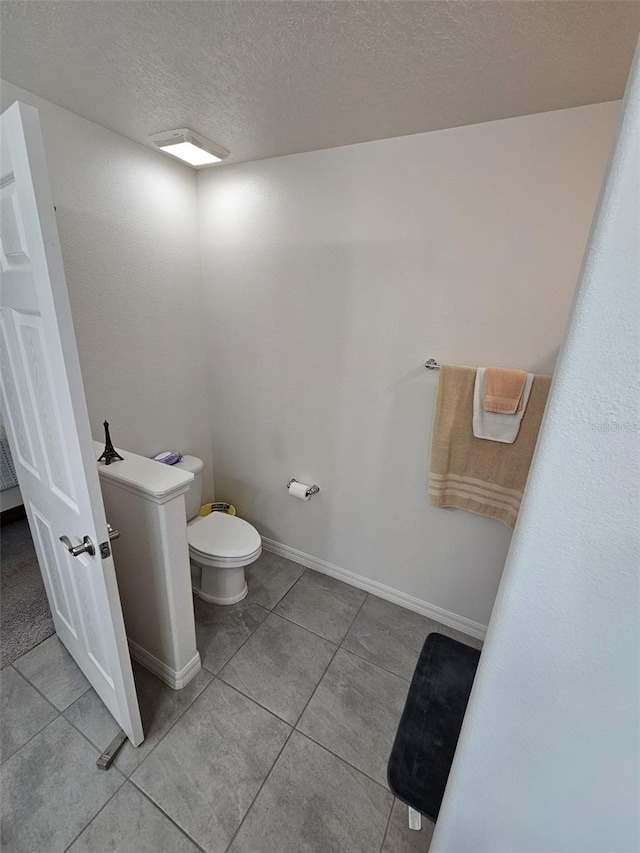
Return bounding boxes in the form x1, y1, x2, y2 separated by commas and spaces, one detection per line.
428, 365, 551, 528
484, 367, 528, 413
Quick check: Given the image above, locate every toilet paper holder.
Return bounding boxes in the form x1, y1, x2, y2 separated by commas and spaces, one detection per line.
287, 478, 320, 498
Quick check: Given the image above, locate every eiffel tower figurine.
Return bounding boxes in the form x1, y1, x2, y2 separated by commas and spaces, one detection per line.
97, 421, 124, 465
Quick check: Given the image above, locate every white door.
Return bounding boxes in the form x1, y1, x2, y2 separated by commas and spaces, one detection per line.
0, 101, 143, 746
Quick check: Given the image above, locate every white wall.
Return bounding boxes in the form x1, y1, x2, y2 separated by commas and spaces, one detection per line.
432, 48, 639, 853
0, 81, 214, 493
198, 101, 619, 629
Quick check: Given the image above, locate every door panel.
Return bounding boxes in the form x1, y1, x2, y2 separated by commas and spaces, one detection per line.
13, 309, 78, 506
0, 314, 39, 475
0, 100, 143, 745
30, 503, 77, 636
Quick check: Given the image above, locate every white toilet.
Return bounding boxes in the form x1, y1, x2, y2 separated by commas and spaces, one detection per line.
174, 456, 262, 605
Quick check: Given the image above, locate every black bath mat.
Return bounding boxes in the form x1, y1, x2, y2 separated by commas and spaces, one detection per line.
387, 632, 480, 821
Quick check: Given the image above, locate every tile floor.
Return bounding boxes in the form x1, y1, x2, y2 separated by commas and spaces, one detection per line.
0, 550, 482, 853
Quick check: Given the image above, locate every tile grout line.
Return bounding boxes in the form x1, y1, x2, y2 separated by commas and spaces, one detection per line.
202, 567, 365, 721
220, 574, 364, 853
61, 709, 132, 771
212, 672, 316, 727
4, 628, 56, 671
222, 726, 398, 853
1, 664, 61, 743
213, 652, 401, 793
22, 567, 384, 847
4, 663, 131, 777
127, 782, 211, 853
244, 560, 307, 614
214, 614, 340, 689
285, 589, 369, 730
60, 707, 105, 748
62, 660, 215, 784
1, 666, 97, 769
1, 678, 126, 853
8, 563, 402, 852
9, 653, 91, 716
50, 567, 307, 788
196, 564, 392, 678
335, 643, 412, 684
267, 607, 355, 645
334, 590, 442, 848
378, 796, 396, 853
220, 686, 396, 849
11, 567, 298, 769
340, 589, 370, 642
198, 599, 272, 677
209, 584, 420, 794
11, 639, 93, 711
116, 668, 216, 780
225, 581, 370, 731
61, 775, 209, 853
0, 712, 61, 768
220, 589, 384, 851
221, 724, 297, 853
271, 571, 369, 645
200, 563, 339, 678
288, 592, 402, 797
220, 632, 343, 852
336, 593, 481, 676
129, 667, 298, 852
267, 561, 308, 602
291, 724, 395, 796
60, 663, 214, 776
270, 561, 481, 650
62, 778, 128, 853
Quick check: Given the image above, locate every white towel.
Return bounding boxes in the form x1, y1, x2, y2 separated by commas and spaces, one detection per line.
473, 368, 534, 443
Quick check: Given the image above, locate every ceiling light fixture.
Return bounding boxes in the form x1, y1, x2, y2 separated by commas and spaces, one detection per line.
149, 128, 229, 168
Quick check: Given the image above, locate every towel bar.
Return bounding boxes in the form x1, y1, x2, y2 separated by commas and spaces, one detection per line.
425, 359, 441, 370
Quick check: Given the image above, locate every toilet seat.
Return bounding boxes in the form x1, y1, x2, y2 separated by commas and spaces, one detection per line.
187, 512, 262, 569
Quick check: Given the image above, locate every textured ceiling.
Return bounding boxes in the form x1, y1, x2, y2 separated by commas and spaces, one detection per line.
1, 1, 638, 165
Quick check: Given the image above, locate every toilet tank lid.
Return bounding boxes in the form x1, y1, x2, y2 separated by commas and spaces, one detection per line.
173, 455, 204, 475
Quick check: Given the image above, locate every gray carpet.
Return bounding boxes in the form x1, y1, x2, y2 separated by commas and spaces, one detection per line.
1, 518, 55, 668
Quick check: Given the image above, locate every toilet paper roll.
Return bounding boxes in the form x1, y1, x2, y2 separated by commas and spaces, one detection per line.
288, 481, 311, 501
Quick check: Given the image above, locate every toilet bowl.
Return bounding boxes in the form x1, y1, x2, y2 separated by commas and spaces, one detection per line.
174, 456, 262, 605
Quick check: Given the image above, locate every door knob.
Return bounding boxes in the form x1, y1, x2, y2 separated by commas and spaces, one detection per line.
59, 535, 95, 557
107, 523, 120, 541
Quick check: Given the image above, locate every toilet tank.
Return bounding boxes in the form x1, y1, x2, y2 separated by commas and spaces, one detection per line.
173, 455, 203, 520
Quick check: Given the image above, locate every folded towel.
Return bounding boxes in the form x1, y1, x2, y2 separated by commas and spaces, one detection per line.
473, 368, 534, 444
428, 365, 551, 528
484, 367, 528, 413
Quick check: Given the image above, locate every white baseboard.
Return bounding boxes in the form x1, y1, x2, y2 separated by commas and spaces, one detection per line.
128, 640, 202, 690
261, 537, 487, 641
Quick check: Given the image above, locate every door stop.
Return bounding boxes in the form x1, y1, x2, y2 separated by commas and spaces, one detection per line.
96, 730, 127, 770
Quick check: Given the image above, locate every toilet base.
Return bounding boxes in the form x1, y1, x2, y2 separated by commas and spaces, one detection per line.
193, 582, 248, 606
190, 559, 249, 606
